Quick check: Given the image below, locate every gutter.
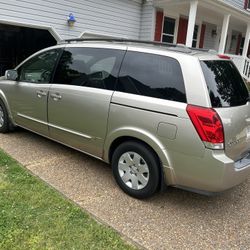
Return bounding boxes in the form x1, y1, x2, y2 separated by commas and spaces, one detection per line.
214, 0, 250, 18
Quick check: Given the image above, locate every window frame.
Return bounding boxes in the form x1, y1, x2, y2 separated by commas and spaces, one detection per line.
162, 16, 177, 44
192, 24, 199, 48
161, 15, 200, 48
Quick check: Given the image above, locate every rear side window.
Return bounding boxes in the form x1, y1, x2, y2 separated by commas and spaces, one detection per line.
117, 51, 186, 103
201, 60, 249, 107
53, 47, 125, 90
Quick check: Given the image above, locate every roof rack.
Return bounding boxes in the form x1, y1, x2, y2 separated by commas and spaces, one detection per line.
62, 38, 177, 47
61, 38, 211, 53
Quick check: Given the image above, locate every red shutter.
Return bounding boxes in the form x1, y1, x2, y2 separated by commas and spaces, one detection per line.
154, 10, 164, 41
248, 42, 250, 57
244, 0, 249, 9
236, 34, 242, 55
177, 18, 188, 44
199, 24, 206, 48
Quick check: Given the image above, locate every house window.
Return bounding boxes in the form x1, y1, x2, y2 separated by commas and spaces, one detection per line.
192, 25, 199, 48
245, 0, 250, 9
162, 17, 176, 43
240, 38, 245, 55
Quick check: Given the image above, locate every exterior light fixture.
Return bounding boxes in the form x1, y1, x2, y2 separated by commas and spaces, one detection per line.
68, 13, 76, 27
231, 35, 236, 41
211, 29, 217, 38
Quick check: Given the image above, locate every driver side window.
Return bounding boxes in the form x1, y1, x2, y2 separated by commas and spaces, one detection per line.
18, 49, 61, 83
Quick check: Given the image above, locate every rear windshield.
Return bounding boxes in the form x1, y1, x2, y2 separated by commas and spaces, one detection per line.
201, 60, 249, 107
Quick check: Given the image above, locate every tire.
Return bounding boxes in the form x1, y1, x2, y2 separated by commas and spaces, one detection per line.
0, 100, 13, 133
112, 141, 160, 199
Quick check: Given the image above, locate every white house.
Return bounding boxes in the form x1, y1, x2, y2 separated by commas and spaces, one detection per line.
152, 0, 250, 82
0, 0, 250, 81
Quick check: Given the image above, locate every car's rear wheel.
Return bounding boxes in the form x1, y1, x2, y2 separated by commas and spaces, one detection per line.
112, 141, 160, 199
0, 100, 13, 133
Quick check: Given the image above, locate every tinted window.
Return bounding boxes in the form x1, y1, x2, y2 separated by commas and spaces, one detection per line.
117, 51, 186, 103
18, 49, 61, 83
53, 47, 125, 90
201, 60, 249, 107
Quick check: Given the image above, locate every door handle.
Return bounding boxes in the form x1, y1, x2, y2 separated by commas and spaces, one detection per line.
50, 93, 62, 101
36, 90, 47, 98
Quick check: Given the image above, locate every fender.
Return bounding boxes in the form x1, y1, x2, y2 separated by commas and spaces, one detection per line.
0, 89, 16, 125
103, 126, 176, 186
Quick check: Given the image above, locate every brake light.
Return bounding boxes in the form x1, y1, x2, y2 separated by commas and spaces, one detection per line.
218, 54, 231, 60
187, 105, 224, 149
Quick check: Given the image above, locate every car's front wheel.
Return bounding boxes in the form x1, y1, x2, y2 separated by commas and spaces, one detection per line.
112, 141, 160, 199
0, 100, 13, 133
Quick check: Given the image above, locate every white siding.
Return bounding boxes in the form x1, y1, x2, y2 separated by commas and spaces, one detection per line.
224, 0, 245, 10
140, 0, 155, 40
203, 23, 218, 50
0, 0, 143, 40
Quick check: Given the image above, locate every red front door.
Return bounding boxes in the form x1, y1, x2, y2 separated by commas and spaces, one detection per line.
177, 17, 188, 44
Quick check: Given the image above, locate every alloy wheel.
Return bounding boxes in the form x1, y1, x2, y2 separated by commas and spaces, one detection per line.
118, 151, 149, 190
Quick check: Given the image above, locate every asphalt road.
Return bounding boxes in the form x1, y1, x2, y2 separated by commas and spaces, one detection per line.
0, 130, 249, 250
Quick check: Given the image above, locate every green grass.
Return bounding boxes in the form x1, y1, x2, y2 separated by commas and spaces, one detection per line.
0, 150, 136, 250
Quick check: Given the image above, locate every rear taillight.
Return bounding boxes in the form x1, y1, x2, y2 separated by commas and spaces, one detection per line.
187, 105, 224, 150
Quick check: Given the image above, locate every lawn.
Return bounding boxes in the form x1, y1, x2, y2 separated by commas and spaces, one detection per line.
0, 150, 136, 250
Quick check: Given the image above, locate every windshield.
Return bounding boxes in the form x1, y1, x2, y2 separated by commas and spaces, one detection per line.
200, 60, 249, 107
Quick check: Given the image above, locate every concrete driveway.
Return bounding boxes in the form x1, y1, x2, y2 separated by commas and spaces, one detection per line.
0, 130, 249, 250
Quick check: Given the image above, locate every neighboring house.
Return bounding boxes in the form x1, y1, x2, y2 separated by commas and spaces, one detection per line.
0, 0, 250, 80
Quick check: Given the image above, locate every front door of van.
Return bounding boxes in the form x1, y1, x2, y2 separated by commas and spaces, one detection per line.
48, 46, 126, 157
12, 49, 61, 136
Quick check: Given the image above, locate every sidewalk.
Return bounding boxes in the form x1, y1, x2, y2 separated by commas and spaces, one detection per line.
0, 130, 249, 250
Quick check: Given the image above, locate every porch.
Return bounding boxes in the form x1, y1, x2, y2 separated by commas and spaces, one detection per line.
153, 0, 250, 81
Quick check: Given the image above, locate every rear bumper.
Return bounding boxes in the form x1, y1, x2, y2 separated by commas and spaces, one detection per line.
164, 149, 250, 193
219, 153, 250, 191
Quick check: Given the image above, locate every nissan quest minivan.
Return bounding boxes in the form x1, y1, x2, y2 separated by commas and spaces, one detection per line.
0, 39, 250, 199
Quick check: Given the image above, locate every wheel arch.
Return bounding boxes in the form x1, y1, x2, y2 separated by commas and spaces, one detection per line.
103, 127, 174, 187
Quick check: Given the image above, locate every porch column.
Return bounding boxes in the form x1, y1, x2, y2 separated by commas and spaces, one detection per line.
225, 29, 232, 53
186, 0, 198, 47
218, 14, 230, 54
242, 23, 250, 58
215, 27, 222, 50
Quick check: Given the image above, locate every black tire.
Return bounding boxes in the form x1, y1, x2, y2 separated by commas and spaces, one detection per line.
0, 100, 13, 133
112, 141, 160, 199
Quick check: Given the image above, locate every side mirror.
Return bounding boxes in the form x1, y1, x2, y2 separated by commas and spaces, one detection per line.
5, 70, 18, 81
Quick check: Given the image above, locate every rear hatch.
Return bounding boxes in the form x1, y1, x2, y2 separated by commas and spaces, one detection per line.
200, 59, 250, 161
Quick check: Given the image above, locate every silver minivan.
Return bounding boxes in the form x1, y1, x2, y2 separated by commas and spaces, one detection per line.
0, 39, 250, 198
